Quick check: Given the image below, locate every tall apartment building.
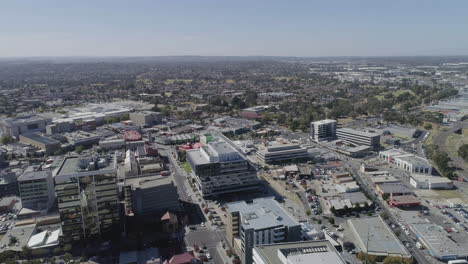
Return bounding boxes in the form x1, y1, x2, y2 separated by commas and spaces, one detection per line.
129, 111, 162, 126
226, 197, 302, 264
0, 171, 18, 198
336, 128, 381, 148
0, 115, 52, 138
186, 138, 259, 197
18, 169, 55, 211
310, 119, 337, 142
54, 154, 120, 243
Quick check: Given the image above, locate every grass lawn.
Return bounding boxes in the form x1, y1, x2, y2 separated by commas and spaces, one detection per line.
272, 76, 294, 81
376, 89, 415, 100
446, 130, 468, 157
181, 162, 192, 173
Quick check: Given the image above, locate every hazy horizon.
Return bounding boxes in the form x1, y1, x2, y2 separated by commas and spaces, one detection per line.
2, 0, 468, 57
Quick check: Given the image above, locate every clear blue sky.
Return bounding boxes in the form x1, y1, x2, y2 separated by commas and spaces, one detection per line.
1, 0, 468, 57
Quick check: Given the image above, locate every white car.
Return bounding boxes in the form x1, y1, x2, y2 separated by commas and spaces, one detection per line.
206, 253, 212, 260
201, 222, 206, 227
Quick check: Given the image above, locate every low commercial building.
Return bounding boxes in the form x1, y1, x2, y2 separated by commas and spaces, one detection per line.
310, 119, 337, 142
0, 115, 52, 138
225, 197, 302, 264
376, 183, 413, 197
253, 240, 346, 264
186, 138, 259, 197
99, 138, 126, 150
370, 176, 400, 185
348, 216, 411, 259
336, 128, 380, 148
64, 131, 101, 147
256, 141, 309, 164
129, 111, 162, 126
18, 170, 55, 211
19, 133, 61, 153
409, 174, 453, 190
379, 149, 433, 175
388, 195, 421, 207
410, 222, 468, 260
123, 174, 180, 215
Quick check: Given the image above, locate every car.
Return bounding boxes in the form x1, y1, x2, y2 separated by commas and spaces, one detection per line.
206, 253, 212, 260
201, 222, 206, 227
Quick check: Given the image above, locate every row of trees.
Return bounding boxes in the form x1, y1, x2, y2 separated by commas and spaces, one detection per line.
459, 144, 468, 161
426, 145, 457, 178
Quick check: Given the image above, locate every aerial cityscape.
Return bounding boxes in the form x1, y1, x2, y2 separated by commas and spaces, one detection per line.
1, 1, 468, 264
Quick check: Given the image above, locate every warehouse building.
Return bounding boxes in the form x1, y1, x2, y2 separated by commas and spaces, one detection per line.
410, 222, 468, 260
310, 119, 337, 142
253, 240, 346, 264
379, 149, 433, 175
409, 174, 453, 190
336, 128, 381, 148
19, 133, 61, 154
348, 216, 411, 259
0, 115, 52, 138
226, 197, 302, 264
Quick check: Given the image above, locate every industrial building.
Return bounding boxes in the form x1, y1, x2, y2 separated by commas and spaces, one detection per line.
99, 138, 126, 150
225, 197, 302, 264
410, 222, 468, 260
348, 216, 411, 259
256, 141, 309, 164
409, 174, 453, 189
388, 195, 421, 207
46, 121, 75, 135
0, 115, 52, 138
19, 133, 61, 154
54, 154, 120, 243
129, 111, 162, 126
186, 137, 259, 197
18, 169, 55, 211
310, 119, 337, 142
252, 240, 346, 264
376, 183, 413, 197
379, 149, 433, 175
336, 128, 381, 148
123, 174, 180, 216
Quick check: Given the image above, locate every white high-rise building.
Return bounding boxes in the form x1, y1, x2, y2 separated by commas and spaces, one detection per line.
310, 119, 337, 142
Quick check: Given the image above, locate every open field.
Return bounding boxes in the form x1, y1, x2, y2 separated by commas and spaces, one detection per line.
163, 79, 192, 85
375, 89, 415, 100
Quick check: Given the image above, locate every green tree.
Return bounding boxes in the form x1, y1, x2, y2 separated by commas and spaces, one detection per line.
458, 144, 468, 161
9, 236, 18, 246
306, 210, 311, 216
21, 246, 32, 260
75, 145, 84, 154
64, 253, 73, 264
0, 136, 15, 145
423, 122, 433, 130
119, 113, 130, 121
328, 217, 335, 225
330, 206, 336, 215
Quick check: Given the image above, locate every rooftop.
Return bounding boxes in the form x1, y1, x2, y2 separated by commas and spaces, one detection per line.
337, 127, 380, 138
20, 133, 60, 145
253, 240, 345, 264
55, 154, 116, 179
0, 224, 36, 252
226, 197, 299, 230
348, 216, 411, 257
311, 119, 337, 125
125, 174, 175, 190
410, 222, 468, 259
18, 170, 51, 182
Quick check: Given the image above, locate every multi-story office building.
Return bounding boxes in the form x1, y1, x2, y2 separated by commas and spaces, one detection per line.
0, 115, 52, 138
123, 174, 180, 215
253, 240, 346, 264
186, 138, 259, 197
129, 111, 162, 126
18, 169, 55, 211
310, 119, 337, 142
0, 171, 18, 198
46, 121, 75, 135
54, 154, 120, 243
256, 141, 308, 164
226, 197, 302, 264
336, 128, 381, 148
